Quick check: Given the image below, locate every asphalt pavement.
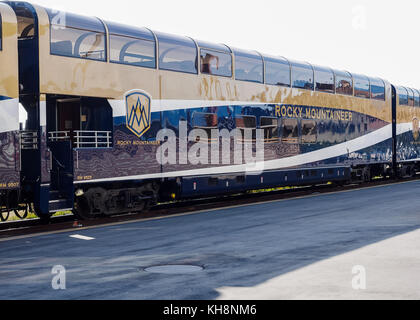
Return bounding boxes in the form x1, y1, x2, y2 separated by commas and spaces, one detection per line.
1, 180, 420, 300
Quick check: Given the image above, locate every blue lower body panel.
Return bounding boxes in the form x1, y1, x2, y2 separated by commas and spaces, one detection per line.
181, 167, 351, 197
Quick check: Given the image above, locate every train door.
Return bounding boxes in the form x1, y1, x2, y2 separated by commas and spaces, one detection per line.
56, 99, 81, 139
47, 97, 79, 213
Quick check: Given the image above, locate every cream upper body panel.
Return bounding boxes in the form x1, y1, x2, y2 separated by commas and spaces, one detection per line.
396, 89, 420, 124
34, 4, 159, 100
0, 2, 18, 99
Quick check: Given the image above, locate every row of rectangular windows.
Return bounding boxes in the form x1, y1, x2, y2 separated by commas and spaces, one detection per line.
192, 113, 349, 145
46, 10, 385, 101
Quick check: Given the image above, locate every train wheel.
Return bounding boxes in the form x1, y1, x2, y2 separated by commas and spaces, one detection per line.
362, 168, 371, 183
0, 197, 9, 222
399, 165, 416, 179
74, 196, 96, 220
14, 205, 29, 220
73, 188, 106, 220
0, 211, 9, 222
409, 165, 417, 178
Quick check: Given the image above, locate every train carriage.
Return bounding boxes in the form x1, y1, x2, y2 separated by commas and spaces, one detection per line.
395, 86, 420, 175
0, 2, 20, 221
0, 1, 417, 220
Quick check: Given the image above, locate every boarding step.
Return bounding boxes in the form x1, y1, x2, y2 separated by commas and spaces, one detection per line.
49, 190, 65, 202
48, 198, 73, 213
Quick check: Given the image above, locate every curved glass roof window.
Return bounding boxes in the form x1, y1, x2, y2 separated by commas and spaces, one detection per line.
197, 40, 231, 53
407, 88, 415, 107
46, 8, 106, 61
370, 78, 386, 101
291, 61, 314, 90
233, 49, 263, 83
397, 86, 409, 106
353, 74, 370, 99
156, 32, 197, 74
414, 89, 420, 107
314, 66, 334, 93
334, 70, 353, 96
264, 55, 290, 87
107, 22, 156, 68
198, 41, 232, 77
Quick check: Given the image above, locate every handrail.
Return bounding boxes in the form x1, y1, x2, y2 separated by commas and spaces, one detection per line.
49, 131, 71, 142
74, 131, 112, 149
47, 130, 112, 148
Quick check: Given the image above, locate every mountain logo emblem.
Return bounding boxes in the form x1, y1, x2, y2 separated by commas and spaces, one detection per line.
125, 90, 152, 138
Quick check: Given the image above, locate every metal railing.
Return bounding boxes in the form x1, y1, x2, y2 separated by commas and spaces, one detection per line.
47, 130, 113, 149
49, 131, 71, 142
74, 131, 112, 149
20, 131, 38, 150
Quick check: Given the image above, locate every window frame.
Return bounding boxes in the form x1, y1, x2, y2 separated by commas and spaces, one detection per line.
314, 66, 335, 94
334, 70, 353, 96
281, 118, 299, 144
106, 21, 156, 69
47, 10, 107, 62
407, 88, 415, 107
353, 74, 371, 99
397, 86, 409, 106
291, 61, 314, 91
236, 115, 257, 128
260, 116, 279, 143
233, 49, 264, 84
413, 89, 420, 107
50, 25, 107, 62
369, 77, 386, 101
199, 47, 232, 78
235, 115, 257, 143
156, 32, 198, 75
192, 112, 219, 129
108, 33, 156, 69
264, 55, 291, 87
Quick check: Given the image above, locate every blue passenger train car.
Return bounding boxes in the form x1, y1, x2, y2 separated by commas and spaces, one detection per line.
0, 1, 418, 220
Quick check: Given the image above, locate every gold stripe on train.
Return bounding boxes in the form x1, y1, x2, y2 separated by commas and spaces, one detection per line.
397, 105, 420, 124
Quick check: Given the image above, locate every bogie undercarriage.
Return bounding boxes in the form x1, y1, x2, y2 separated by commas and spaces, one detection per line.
73, 182, 160, 220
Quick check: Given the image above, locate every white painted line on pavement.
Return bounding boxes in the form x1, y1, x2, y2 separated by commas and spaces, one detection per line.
70, 235, 95, 241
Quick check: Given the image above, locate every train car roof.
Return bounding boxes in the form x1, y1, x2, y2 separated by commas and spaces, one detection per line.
106, 21, 155, 41
196, 40, 231, 53
231, 47, 262, 59
44, 7, 105, 33
261, 54, 290, 65
153, 30, 196, 48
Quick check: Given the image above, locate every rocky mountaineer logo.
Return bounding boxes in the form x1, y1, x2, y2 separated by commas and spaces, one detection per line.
413, 117, 419, 141
125, 90, 152, 138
